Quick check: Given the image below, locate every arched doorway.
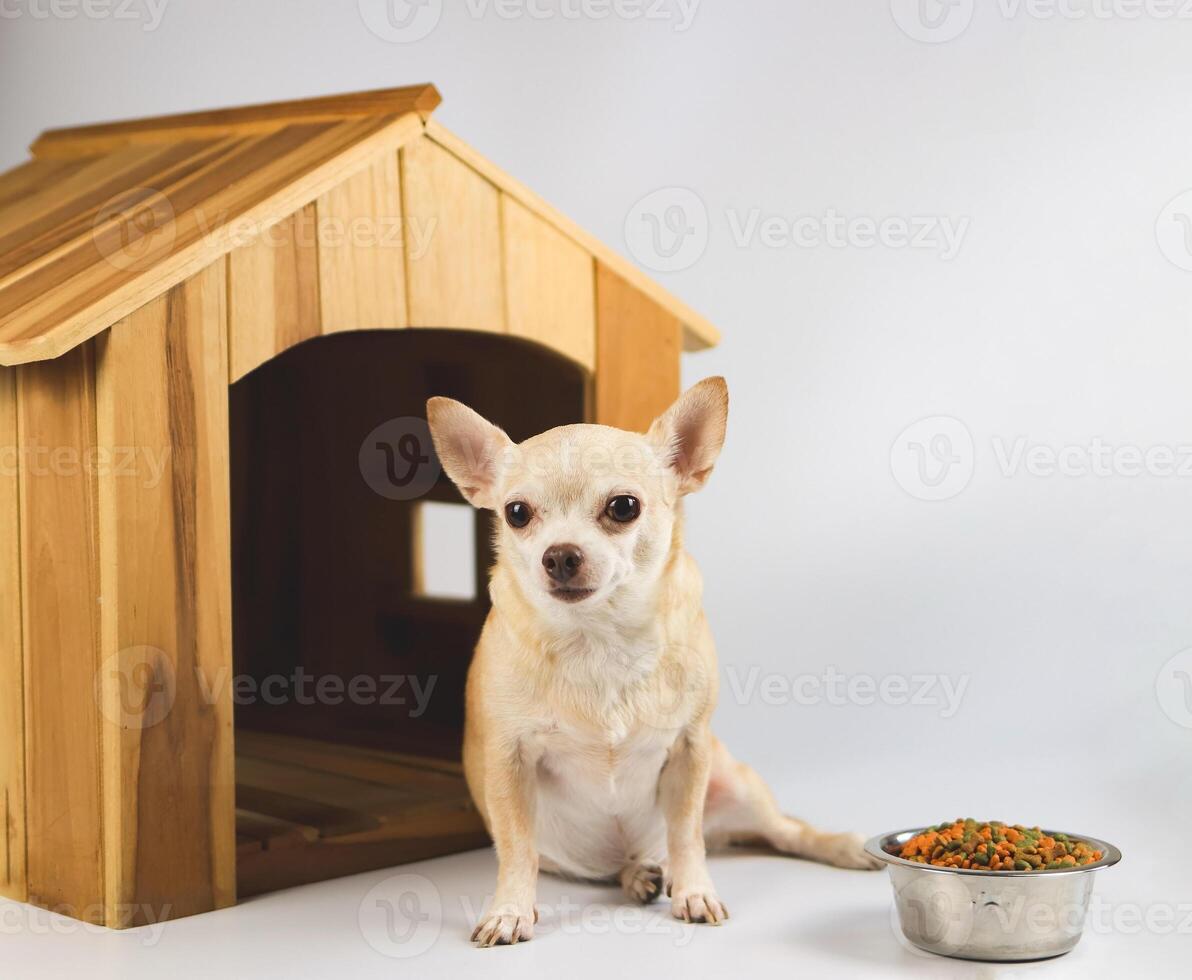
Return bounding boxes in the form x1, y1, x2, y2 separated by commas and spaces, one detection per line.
228, 328, 588, 896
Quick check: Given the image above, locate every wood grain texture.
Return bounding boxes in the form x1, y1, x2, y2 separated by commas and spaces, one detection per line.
32, 84, 441, 159
234, 732, 487, 900
0, 367, 25, 902
227, 204, 321, 382
0, 157, 95, 213
0, 111, 424, 367
235, 808, 318, 854
96, 261, 235, 927
400, 136, 506, 332
16, 344, 104, 922
315, 154, 408, 333
0, 140, 228, 284
501, 195, 595, 370
594, 263, 682, 432
425, 120, 719, 352
0, 86, 721, 370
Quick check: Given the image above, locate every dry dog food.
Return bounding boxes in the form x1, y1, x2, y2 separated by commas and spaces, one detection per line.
899, 819, 1104, 871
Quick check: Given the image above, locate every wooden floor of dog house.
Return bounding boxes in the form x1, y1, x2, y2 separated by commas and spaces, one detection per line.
234, 731, 490, 898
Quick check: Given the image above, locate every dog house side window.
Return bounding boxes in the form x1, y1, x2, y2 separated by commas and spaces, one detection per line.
413, 501, 477, 600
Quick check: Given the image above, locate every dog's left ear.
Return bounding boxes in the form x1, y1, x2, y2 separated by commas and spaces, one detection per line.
647, 377, 729, 495
426, 397, 513, 509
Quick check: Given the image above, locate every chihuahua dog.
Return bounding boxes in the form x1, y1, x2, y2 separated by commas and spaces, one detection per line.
427, 377, 879, 947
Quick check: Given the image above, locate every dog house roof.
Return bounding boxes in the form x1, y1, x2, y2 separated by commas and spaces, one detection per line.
0, 83, 719, 367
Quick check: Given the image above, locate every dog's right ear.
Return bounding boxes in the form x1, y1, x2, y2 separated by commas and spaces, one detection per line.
426, 398, 513, 509
647, 377, 729, 495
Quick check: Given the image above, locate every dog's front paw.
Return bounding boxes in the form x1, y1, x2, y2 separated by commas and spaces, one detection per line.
470, 905, 537, 947
669, 886, 729, 925
820, 831, 883, 870
620, 862, 665, 904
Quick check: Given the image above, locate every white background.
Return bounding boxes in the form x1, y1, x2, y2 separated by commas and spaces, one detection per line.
3, 1, 1192, 976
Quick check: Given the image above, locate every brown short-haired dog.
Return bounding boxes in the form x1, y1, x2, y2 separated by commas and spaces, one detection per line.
428, 377, 878, 947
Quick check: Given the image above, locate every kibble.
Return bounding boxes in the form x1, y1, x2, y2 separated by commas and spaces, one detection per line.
899, 819, 1103, 871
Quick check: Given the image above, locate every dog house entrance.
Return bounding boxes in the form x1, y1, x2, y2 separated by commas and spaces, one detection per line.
229, 329, 587, 898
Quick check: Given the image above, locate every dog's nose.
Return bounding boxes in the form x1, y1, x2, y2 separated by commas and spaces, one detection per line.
542, 544, 584, 584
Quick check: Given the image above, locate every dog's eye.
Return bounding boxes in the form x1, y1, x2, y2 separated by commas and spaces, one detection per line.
505, 501, 533, 529
605, 495, 640, 523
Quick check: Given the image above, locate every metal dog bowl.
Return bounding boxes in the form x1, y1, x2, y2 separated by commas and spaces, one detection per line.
866, 828, 1122, 962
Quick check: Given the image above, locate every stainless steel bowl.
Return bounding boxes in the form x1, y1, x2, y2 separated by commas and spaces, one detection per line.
866, 827, 1122, 962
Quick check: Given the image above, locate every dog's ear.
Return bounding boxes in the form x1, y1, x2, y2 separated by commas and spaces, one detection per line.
647, 377, 729, 495
426, 397, 513, 509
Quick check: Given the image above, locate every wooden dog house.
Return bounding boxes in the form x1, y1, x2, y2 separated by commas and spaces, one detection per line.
0, 84, 719, 928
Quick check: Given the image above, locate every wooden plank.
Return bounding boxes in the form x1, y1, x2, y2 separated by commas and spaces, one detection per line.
0, 132, 288, 303
227, 204, 321, 382
236, 755, 427, 813
233, 733, 488, 899
96, 261, 236, 928
240, 757, 471, 822
234, 809, 318, 852
238, 818, 487, 900
315, 155, 408, 332
594, 263, 682, 432
0, 366, 25, 902
0, 157, 99, 222
425, 120, 720, 352
0, 111, 424, 367
0, 140, 231, 283
236, 730, 467, 786
400, 136, 506, 333
235, 783, 380, 840
501, 194, 595, 370
32, 84, 441, 159
16, 344, 104, 923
